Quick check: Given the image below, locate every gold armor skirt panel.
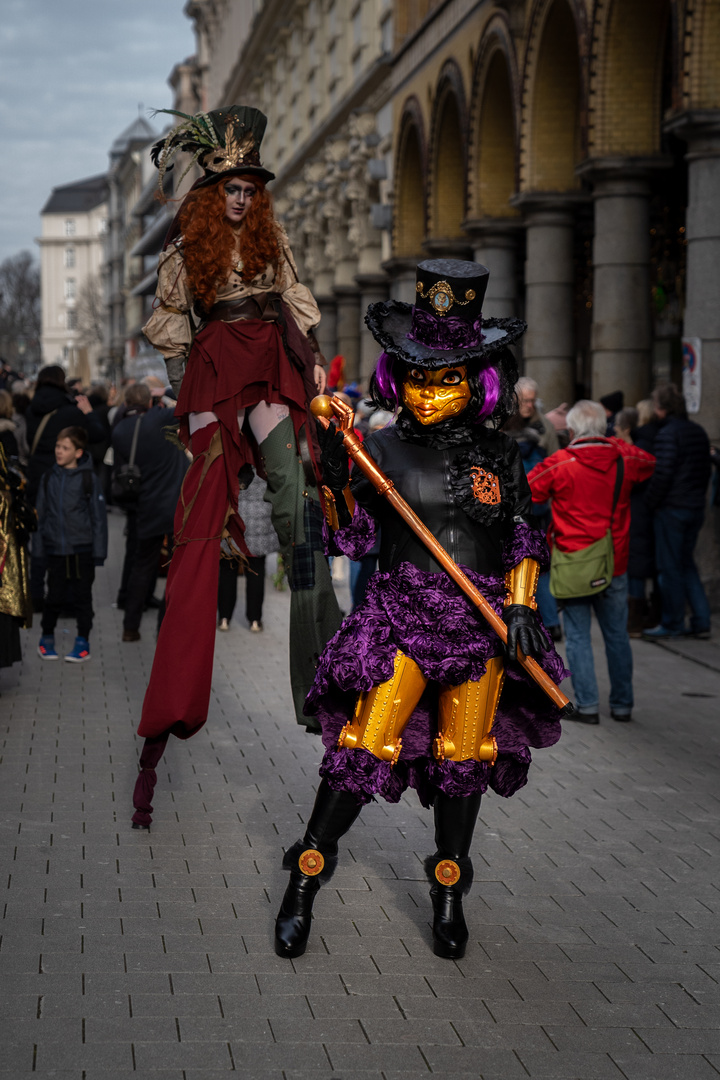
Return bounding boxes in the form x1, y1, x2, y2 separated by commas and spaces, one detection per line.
338, 650, 505, 768
337, 650, 428, 765
433, 657, 505, 764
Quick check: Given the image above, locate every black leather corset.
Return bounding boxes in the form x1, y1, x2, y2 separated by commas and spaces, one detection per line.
351, 431, 513, 578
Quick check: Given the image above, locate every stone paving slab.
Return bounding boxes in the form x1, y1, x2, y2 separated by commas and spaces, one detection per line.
0, 510, 719, 1077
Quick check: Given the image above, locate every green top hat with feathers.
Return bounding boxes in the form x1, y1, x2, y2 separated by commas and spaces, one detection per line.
150, 105, 275, 192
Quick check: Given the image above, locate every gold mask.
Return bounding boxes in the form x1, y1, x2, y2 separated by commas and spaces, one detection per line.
402, 365, 471, 425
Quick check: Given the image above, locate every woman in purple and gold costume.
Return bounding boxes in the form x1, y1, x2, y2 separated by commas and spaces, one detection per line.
274, 260, 567, 961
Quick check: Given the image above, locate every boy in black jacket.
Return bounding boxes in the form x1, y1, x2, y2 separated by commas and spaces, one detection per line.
35, 427, 108, 661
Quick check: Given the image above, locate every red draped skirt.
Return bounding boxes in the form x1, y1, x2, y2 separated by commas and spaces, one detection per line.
137, 318, 313, 741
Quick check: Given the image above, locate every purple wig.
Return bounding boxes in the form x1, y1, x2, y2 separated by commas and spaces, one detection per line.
477, 364, 500, 422
373, 352, 403, 408
372, 351, 501, 424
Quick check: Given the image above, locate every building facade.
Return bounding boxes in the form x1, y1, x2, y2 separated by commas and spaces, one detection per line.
389, 0, 720, 445
172, 0, 720, 599
103, 117, 159, 381
179, 0, 720, 438
184, 0, 395, 382
37, 175, 109, 383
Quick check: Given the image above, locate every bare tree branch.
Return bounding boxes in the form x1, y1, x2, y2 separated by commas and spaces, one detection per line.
0, 251, 41, 369
75, 273, 105, 349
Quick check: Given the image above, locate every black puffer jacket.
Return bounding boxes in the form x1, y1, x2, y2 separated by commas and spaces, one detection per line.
26, 386, 106, 500
33, 452, 108, 562
644, 416, 711, 512
112, 405, 189, 539
627, 419, 662, 580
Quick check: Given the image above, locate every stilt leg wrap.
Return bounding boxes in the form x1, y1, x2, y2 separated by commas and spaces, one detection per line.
131, 734, 169, 828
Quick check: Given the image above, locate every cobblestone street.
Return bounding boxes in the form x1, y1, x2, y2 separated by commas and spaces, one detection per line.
1, 511, 719, 1080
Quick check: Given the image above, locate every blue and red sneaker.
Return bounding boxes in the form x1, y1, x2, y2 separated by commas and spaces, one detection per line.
65, 636, 91, 663
38, 635, 58, 660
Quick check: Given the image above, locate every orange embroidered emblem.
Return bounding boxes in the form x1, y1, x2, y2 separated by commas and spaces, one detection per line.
470, 466, 501, 505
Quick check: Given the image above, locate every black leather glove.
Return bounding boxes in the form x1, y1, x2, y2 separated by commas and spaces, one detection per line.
315, 419, 349, 493
503, 605, 546, 662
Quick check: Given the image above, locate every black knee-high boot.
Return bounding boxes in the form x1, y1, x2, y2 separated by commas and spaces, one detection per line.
274, 778, 363, 959
425, 791, 482, 960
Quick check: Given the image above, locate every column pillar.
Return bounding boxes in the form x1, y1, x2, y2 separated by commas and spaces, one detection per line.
665, 112, 720, 441
665, 112, 720, 610
314, 294, 337, 363
578, 157, 670, 406
463, 218, 522, 318
312, 261, 338, 362
333, 286, 362, 382
512, 193, 580, 407
355, 272, 389, 384
422, 238, 473, 262
382, 256, 419, 304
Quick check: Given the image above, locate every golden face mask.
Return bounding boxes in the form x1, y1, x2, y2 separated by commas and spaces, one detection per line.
402, 365, 471, 425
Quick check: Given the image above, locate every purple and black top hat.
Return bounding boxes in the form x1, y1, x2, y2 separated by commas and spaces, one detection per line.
365, 259, 526, 369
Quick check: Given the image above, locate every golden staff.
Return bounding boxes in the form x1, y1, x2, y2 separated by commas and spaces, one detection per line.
311, 394, 572, 715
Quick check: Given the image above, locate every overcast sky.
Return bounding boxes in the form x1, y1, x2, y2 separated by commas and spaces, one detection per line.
0, 0, 196, 263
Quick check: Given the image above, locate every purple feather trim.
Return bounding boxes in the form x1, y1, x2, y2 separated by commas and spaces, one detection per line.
323, 502, 377, 560
503, 520, 550, 572
319, 747, 405, 804
306, 561, 568, 805
408, 309, 483, 351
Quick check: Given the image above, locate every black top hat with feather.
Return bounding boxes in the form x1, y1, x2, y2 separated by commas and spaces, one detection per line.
365, 259, 526, 369
150, 105, 275, 194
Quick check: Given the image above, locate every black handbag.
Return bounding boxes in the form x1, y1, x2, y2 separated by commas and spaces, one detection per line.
111, 416, 142, 505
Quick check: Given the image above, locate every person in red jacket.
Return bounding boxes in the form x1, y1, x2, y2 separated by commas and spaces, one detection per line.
528, 400, 655, 723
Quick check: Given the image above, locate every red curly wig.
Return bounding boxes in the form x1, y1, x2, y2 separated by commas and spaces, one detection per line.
178, 176, 281, 310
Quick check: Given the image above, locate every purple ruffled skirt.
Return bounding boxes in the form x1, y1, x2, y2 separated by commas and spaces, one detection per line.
305, 560, 568, 808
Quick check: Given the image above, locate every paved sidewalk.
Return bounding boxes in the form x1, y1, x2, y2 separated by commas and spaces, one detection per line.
1, 510, 719, 1079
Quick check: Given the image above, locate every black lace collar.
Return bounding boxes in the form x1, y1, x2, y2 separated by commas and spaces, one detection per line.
394, 408, 493, 449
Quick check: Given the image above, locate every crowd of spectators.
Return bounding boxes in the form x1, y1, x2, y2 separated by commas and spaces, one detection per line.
0, 354, 716, 713
522, 380, 714, 724
0, 361, 189, 667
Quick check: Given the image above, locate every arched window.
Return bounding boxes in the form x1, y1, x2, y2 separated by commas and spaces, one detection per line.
471, 47, 518, 218
395, 114, 426, 257
526, 0, 581, 191
429, 68, 467, 239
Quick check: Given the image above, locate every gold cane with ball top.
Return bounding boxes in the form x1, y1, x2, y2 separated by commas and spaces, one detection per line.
311, 394, 573, 715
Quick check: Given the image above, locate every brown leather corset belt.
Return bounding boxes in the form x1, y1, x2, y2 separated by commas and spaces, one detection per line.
205, 295, 280, 323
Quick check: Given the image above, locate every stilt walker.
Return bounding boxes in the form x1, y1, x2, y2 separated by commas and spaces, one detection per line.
275, 260, 569, 959
131, 106, 341, 827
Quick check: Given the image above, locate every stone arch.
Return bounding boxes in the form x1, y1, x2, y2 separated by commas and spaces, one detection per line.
393, 99, 427, 258
428, 61, 468, 240
590, 0, 671, 156
685, 0, 720, 108
522, 0, 584, 192
469, 21, 520, 218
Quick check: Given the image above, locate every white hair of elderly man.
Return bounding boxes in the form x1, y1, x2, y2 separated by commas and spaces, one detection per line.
566, 400, 607, 440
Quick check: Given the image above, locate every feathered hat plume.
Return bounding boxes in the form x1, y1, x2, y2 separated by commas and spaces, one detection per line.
150, 105, 274, 194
